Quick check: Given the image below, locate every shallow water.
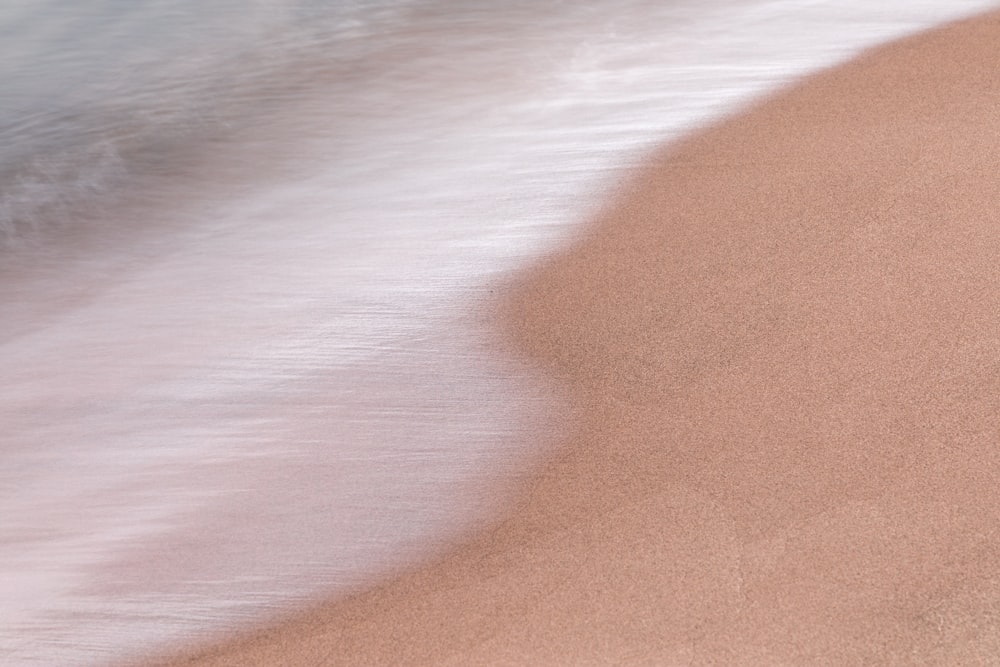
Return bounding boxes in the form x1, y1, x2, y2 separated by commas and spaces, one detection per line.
2, 1, 997, 665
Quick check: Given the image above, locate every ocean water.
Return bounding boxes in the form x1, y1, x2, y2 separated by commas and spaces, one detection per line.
2, 1, 997, 665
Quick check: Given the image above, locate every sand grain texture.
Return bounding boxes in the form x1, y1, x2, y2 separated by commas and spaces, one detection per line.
148, 11, 1000, 666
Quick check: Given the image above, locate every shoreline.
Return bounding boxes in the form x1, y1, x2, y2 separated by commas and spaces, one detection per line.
139, 10, 1000, 665
6, 2, 1000, 665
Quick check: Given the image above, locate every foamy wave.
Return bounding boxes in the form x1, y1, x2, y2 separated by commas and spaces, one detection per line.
2, 1, 999, 665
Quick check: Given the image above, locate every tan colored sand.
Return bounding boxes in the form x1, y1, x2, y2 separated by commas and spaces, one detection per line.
142, 11, 1000, 665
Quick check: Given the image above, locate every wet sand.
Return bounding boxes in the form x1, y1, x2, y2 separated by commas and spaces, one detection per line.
142, 10, 1000, 665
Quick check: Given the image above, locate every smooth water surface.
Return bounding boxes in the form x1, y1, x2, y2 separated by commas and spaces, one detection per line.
2, 1, 997, 664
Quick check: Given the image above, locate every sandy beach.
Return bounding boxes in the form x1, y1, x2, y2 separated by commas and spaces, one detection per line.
127, 8, 1000, 666
18, 3, 1000, 665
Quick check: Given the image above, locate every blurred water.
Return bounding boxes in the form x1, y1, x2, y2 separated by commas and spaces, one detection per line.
2, 1, 998, 665
0, 0, 414, 245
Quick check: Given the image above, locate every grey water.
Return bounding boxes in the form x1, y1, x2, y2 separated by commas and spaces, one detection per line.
0, 0, 406, 246
2, 1, 998, 665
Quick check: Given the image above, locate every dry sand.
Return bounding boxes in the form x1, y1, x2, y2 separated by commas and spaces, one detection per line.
141, 10, 1000, 665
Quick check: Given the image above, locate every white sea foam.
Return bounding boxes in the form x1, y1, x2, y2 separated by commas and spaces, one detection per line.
2, 1, 997, 664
